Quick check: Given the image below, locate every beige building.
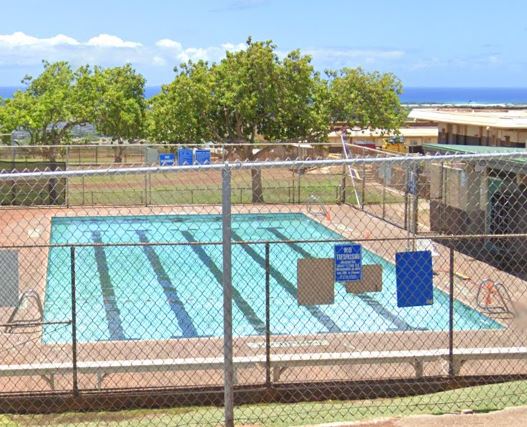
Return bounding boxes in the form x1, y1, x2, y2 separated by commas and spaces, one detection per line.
408, 108, 527, 148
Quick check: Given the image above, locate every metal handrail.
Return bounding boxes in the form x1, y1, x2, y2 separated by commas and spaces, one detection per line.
476, 279, 517, 319
306, 193, 328, 217
5, 290, 44, 333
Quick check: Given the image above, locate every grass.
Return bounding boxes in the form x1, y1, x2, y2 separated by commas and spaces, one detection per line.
61, 173, 403, 207
3, 381, 527, 426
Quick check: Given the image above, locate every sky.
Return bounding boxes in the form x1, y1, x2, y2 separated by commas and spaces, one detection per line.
0, 0, 525, 88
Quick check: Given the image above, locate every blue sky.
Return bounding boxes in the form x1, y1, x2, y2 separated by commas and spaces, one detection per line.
0, 0, 525, 87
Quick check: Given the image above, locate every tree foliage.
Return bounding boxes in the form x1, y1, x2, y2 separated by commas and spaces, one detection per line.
0, 61, 146, 160
0, 41, 406, 200
147, 61, 216, 143
148, 39, 329, 146
326, 67, 406, 131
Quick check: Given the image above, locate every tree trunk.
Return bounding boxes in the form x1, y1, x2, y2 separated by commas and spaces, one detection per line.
246, 146, 264, 204
251, 167, 264, 203
46, 146, 59, 205
114, 139, 124, 163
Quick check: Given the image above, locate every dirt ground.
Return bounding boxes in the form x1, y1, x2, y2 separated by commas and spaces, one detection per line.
307, 406, 527, 427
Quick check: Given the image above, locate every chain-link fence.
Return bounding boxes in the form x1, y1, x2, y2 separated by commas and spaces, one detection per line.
0, 152, 527, 426
0, 142, 341, 167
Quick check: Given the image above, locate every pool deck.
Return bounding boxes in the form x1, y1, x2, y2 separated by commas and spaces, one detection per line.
0, 203, 526, 393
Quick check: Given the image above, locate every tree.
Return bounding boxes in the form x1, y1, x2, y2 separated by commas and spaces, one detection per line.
0, 61, 88, 161
149, 39, 329, 202
326, 67, 406, 131
89, 64, 146, 162
149, 39, 406, 203
147, 61, 216, 143
1, 61, 147, 163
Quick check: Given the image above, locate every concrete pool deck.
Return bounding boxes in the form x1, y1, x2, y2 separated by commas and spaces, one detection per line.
0, 203, 526, 394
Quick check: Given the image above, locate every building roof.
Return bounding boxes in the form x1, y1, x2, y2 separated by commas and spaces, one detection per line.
422, 144, 525, 154
409, 108, 527, 129
422, 144, 527, 168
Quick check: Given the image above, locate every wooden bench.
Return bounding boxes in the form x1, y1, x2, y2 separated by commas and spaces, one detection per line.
1, 347, 526, 390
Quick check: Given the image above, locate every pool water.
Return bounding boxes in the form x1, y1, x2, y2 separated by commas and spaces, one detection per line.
43, 213, 500, 343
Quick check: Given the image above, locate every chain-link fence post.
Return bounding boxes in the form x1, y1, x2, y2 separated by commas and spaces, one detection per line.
222, 163, 234, 427
361, 161, 366, 210
70, 246, 79, 397
297, 169, 301, 204
382, 162, 387, 220
448, 247, 455, 378
340, 165, 347, 204
265, 242, 271, 388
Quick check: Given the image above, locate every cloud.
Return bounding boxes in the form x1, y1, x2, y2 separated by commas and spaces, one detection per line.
156, 38, 246, 62
0, 32, 412, 84
86, 34, 142, 49
0, 32, 79, 48
156, 39, 182, 50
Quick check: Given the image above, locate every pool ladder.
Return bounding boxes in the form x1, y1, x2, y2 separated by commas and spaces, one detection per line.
4, 290, 44, 333
307, 193, 329, 218
476, 279, 516, 319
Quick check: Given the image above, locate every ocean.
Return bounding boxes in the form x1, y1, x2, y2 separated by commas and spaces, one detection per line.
3, 85, 527, 105
400, 87, 527, 105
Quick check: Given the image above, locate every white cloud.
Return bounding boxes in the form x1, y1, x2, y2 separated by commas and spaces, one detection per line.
0, 32, 411, 85
86, 34, 142, 49
156, 39, 182, 50
155, 38, 246, 63
221, 42, 246, 52
0, 32, 79, 48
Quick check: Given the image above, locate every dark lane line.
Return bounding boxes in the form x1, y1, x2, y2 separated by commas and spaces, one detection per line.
264, 227, 418, 331
91, 231, 126, 340
231, 231, 341, 333
135, 230, 198, 338
180, 230, 266, 335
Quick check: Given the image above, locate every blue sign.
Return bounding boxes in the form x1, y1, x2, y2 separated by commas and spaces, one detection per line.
178, 148, 193, 165
159, 153, 175, 166
195, 149, 211, 165
334, 244, 362, 282
396, 250, 433, 307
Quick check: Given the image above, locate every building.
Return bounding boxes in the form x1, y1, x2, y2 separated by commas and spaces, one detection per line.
408, 108, 527, 148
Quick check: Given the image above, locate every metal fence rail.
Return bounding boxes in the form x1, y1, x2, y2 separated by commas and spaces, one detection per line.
0, 153, 526, 426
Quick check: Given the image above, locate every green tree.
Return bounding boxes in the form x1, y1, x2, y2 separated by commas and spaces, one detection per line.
148, 39, 405, 203
1, 61, 88, 161
147, 61, 216, 143
326, 67, 406, 131
149, 39, 328, 202
90, 64, 146, 162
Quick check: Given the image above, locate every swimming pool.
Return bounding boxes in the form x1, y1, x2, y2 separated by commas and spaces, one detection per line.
43, 213, 500, 343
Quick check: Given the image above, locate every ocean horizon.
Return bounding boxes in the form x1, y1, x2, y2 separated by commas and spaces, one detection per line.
3, 85, 527, 105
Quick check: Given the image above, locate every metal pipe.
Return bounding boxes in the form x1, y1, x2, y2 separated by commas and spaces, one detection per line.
448, 247, 455, 377
222, 165, 234, 427
0, 232, 524, 251
70, 246, 79, 396
2, 151, 526, 181
265, 242, 271, 387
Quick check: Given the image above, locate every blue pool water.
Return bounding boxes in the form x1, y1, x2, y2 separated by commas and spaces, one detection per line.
43, 213, 500, 343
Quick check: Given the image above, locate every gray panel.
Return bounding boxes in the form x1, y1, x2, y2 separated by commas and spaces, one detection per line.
0, 250, 19, 307
297, 258, 335, 305
346, 264, 383, 294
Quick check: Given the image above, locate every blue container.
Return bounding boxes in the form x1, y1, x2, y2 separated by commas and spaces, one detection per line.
195, 149, 211, 165
177, 148, 193, 165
